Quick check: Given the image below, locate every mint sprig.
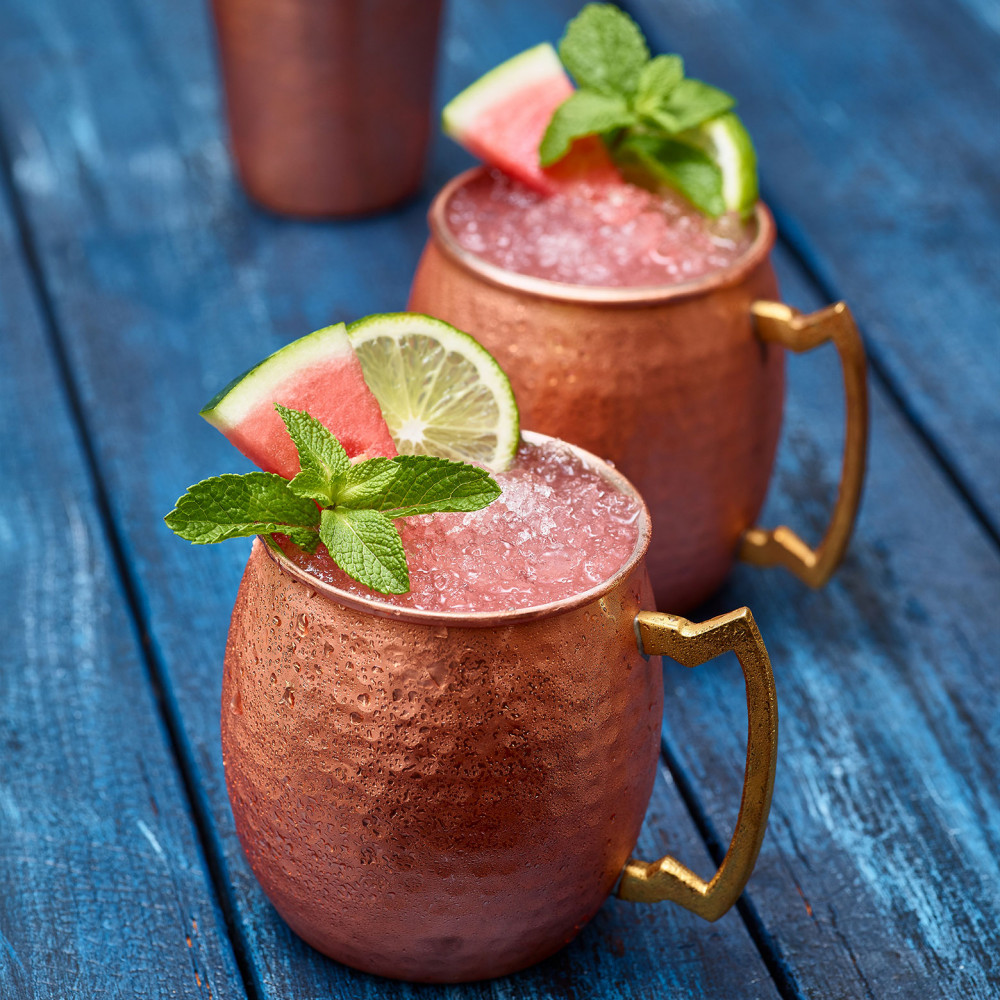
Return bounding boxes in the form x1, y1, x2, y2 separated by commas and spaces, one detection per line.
540, 3, 748, 217
277, 403, 350, 504
165, 406, 502, 595
557, 1, 649, 96
319, 508, 409, 596
164, 472, 322, 550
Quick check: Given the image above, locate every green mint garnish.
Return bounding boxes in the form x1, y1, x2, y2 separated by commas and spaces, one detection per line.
556, 1, 649, 96
277, 403, 351, 504
165, 405, 502, 595
540, 2, 746, 217
164, 472, 322, 550
539, 90, 634, 166
361, 454, 510, 519
319, 507, 410, 596
332, 457, 400, 509
616, 134, 727, 218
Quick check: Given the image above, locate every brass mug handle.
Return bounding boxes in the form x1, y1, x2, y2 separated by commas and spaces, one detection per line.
740, 300, 869, 587
619, 607, 778, 921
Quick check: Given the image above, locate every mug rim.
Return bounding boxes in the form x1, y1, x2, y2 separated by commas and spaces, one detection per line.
260, 431, 653, 628
426, 166, 777, 306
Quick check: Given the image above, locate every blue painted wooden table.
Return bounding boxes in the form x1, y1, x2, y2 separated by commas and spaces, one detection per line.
0, 0, 997, 997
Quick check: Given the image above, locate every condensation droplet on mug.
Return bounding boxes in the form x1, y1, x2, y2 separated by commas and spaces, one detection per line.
269, 673, 277, 686
391, 689, 403, 702
432, 625, 449, 640
230, 686, 243, 715
280, 683, 295, 708
425, 661, 448, 688
357, 692, 370, 707
350, 712, 362, 725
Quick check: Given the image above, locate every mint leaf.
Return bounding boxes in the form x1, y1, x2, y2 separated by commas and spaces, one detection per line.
165, 472, 321, 545
168, 410, 502, 596
635, 54, 684, 117
541, 5, 755, 218
559, 3, 649, 97
655, 79, 735, 134
333, 457, 401, 508
275, 404, 350, 504
619, 134, 725, 217
369, 455, 502, 518
320, 508, 409, 595
540, 90, 634, 166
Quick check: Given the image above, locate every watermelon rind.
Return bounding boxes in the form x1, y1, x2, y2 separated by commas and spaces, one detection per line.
200, 324, 353, 429
442, 43, 566, 140
347, 313, 521, 473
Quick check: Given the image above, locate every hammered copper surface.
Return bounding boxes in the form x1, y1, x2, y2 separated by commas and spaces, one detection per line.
211, 0, 442, 216
409, 169, 785, 611
222, 542, 662, 982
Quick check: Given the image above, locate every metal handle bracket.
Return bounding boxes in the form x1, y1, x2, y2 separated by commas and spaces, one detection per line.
741, 300, 868, 587
620, 608, 778, 921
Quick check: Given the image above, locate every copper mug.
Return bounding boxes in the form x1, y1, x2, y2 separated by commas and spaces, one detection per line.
221, 432, 778, 983
210, 0, 443, 216
409, 168, 869, 611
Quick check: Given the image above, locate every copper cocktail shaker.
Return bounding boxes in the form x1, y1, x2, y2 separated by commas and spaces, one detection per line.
210, 0, 443, 216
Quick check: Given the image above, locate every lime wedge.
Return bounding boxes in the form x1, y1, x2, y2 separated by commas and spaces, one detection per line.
347, 313, 520, 472
680, 112, 758, 219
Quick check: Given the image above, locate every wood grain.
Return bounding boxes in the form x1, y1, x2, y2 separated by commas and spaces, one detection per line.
0, 0, 779, 997
659, 243, 1000, 999
0, 0, 996, 997
627, 0, 1000, 538
0, 141, 245, 999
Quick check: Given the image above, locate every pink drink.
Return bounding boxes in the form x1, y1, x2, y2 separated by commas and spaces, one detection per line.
284, 438, 642, 612
446, 168, 753, 287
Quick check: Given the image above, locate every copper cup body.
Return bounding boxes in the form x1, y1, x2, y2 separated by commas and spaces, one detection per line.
221, 436, 662, 982
210, 0, 442, 216
408, 169, 785, 611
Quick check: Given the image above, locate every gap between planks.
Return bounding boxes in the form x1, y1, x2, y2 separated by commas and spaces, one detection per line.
765, 201, 1000, 554
0, 89, 844, 1000
5, 20, 989, 998
614, 0, 1000, 557
0, 114, 265, 1000
0, 113, 797, 994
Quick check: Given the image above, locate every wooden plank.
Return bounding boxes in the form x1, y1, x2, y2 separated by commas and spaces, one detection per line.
6, 0, 996, 996
955, 0, 1000, 36
627, 0, 1000, 536
0, 0, 781, 996
655, 243, 1000, 999
0, 152, 245, 998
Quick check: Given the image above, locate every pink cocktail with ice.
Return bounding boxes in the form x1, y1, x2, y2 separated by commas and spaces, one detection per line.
445, 168, 754, 288
284, 435, 644, 612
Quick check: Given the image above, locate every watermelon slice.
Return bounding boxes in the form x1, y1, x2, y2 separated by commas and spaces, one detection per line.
200, 323, 397, 479
443, 43, 622, 194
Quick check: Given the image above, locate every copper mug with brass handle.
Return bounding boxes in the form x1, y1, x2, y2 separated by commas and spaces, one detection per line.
222, 433, 778, 982
409, 167, 869, 610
